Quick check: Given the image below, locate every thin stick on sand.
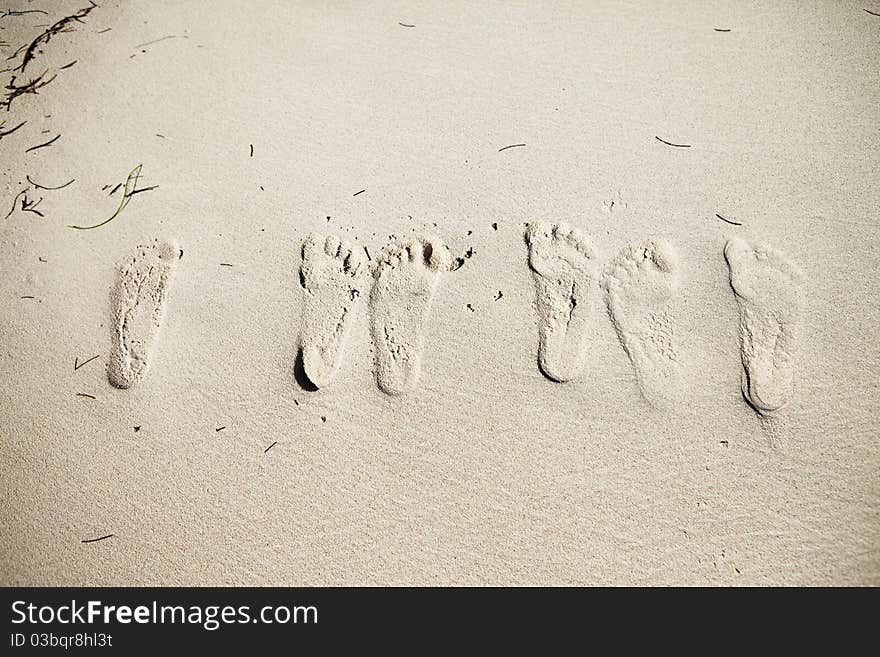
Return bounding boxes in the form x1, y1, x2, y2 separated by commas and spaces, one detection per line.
655, 135, 691, 148
0, 120, 27, 139
81, 533, 113, 543
25, 134, 60, 152
26, 174, 75, 190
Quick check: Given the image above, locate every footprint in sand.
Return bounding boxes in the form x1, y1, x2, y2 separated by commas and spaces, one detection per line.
108, 239, 180, 389
298, 233, 366, 389
526, 222, 597, 382
724, 238, 803, 414
369, 235, 450, 396
601, 240, 681, 407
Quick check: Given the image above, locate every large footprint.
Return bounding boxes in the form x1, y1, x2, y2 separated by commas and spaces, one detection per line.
108, 239, 180, 389
369, 235, 450, 396
601, 240, 681, 407
299, 233, 366, 389
526, 222, 597, 382
724, 238, 803, 414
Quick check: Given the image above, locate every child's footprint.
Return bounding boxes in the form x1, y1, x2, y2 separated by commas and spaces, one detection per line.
724, 238, 803, 414
298, 233, 366, 389
601, 240, 681, 407
108, 239, 180, 389
369, 235, 450, 396
526, 222, 597, 382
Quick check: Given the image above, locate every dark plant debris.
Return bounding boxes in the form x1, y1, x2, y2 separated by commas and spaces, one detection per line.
127, 185, 158, 198
655, 135, 691, 148
25, 133, 59, 152
1, 9, 49, 18
0, 120, 26, 139
715, 213, 742, 226
4, 190, 27, 219
74, 354, 100, 371
3, 70, 57, 112
26, 174, 74, 190
81, 533, 113, 543
17, 2, 97, 73
20, 194, 43, 216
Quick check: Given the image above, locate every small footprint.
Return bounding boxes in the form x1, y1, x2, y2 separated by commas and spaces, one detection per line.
601, 240, 681, 407
298, 233, 366, 389
724, 238, 803, 414
526, 222, 597, 382
108, 239, 180, 389
369, 235, 450, 395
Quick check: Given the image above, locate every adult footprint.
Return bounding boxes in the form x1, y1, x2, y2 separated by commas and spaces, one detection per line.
724, 238, 803, 414
369, 235, 450, 396
299, 233, 366, 389
108, 239, 180, 389
601, 240, 681, 407
526, 222, 597, 382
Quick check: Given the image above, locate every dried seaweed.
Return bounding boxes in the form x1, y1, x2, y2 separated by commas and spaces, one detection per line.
69, 164, 156, 230
2, 69, 57, 111
17, 1, 97, 73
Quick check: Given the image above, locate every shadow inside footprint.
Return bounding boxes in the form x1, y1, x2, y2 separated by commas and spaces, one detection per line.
293, 347, 319, 392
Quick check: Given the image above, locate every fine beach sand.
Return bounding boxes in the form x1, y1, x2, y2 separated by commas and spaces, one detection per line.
1, 1, 878, 585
